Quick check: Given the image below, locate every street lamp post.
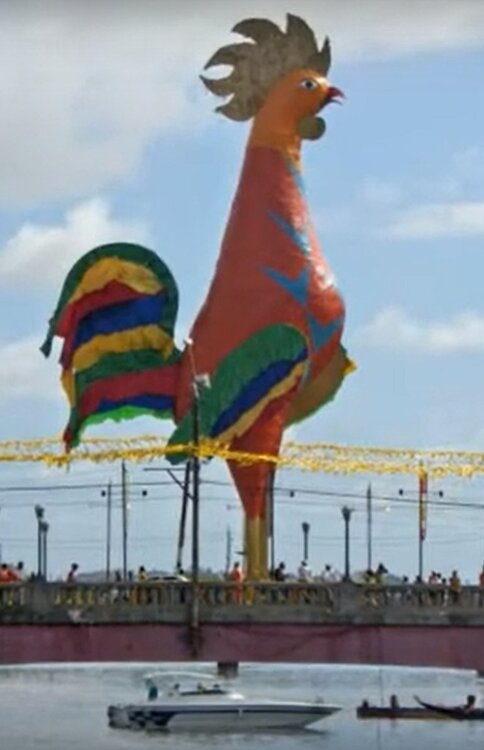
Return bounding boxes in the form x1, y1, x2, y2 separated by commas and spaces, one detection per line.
301, 521, 310, 562
34, 505, 45, 580
40, 520, 49, 580
341, 506, 354, 582
101, 482, 112, 581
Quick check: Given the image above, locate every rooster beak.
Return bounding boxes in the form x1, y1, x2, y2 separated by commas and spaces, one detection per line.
324, 85, 345, 106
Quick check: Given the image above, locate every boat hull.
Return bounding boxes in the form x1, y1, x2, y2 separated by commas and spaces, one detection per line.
415, 698, 484, 721
357, 706, 452, 721
108, 702, 340, 731
358, 704, 484, 721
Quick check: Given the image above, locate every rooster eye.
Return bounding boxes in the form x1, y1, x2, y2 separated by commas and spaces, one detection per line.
299, 78, 318, 91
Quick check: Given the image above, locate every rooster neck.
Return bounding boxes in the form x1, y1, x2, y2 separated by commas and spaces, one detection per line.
231, 143, 308, 229
216, 141, 320, 284
248, 119, 302, 169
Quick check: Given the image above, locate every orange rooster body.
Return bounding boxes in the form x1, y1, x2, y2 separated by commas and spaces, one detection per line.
43, 15, 354, 580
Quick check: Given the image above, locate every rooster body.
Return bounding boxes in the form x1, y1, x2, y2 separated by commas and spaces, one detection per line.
43, 15, 354, 579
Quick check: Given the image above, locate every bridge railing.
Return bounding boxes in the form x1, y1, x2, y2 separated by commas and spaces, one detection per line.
0, 580, 338, 609
0, 581, 483, 622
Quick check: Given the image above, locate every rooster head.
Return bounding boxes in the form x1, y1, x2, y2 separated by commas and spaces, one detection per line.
201, 13, 343, 141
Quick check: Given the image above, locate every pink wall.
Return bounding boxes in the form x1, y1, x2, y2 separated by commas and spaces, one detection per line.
1, 623, 484, 670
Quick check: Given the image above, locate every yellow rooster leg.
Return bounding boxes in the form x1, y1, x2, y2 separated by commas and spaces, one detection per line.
243, 516, 269, 580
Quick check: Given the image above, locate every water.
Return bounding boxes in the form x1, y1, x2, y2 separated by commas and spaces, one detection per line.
0, 662, 483, 750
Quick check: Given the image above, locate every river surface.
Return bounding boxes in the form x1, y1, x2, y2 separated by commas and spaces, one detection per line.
0, 662, 483, 750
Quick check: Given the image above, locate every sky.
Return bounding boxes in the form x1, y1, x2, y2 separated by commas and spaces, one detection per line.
0, 0, 483, 581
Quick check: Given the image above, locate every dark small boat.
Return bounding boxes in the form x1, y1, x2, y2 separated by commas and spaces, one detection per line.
357, 695, 484, 722
357, 703, 451, 721
415, 696, 484, 721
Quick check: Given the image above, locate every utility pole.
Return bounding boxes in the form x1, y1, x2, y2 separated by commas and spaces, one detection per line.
102, 482, 112, 581
225, 524, 232, 575
121, 461, 128, 581
366, 483, 373, 571
184, 336, 209, 656
191, 382, 200, 588
175, 462, 191, 573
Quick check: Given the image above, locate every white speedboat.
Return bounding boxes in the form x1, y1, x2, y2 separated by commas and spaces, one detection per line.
107, 679, 341, 732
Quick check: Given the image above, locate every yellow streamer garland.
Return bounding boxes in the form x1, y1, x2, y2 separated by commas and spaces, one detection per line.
0, 435, 482, 477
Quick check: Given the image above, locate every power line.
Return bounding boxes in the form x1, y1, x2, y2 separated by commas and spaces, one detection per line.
0, 472, 482, 514
0, 480, 175, 493
0, 487, 483, 514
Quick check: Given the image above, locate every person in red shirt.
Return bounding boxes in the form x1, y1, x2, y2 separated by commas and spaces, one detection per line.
6, 567, 19, 582
229, 562, 244, 603
0, 564, 10, 583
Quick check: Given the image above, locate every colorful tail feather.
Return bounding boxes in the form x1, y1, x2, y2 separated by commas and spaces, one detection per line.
41, 242, 181, 450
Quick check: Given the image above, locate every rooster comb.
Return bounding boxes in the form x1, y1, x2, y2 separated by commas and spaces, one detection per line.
201, 14, 331, 121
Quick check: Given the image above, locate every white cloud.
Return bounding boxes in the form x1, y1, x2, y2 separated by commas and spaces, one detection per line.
0, 1, 483, 206
355, 306, 484, 353
0, 198, 149, 287
383, 201, 484, 238
0, 335, 59, 401
359, 178, 403, 208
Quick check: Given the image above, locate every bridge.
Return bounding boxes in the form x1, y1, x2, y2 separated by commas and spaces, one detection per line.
1, 581, 484, 671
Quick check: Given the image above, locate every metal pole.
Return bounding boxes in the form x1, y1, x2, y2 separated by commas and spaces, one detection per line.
189, 378, 201, 656
175, 462, 191, 573
37, 519, 41, 578
344, 517, 350, 580
191, 391, 200, 586
267, 469, 275, 574
225, 525, 232, 576
366, 483, 373, 570
341, 506, 353, 581
302, 522, 310, 561
34, 505, 44, 579
42, 522, 49, 580
121, 461, 128, 581
418, 465, 427, 580
105, 481, 112, 581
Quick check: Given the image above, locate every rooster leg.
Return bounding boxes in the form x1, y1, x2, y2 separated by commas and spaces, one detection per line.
228, 397, 287, 581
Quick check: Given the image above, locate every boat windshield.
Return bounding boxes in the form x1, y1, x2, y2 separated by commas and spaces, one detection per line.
168, 682, 228, 697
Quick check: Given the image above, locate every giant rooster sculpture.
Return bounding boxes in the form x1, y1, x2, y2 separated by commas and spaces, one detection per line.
42, 14, 355, 579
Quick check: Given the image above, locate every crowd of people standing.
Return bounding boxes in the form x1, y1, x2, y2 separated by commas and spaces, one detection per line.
0, 562, 25, 583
